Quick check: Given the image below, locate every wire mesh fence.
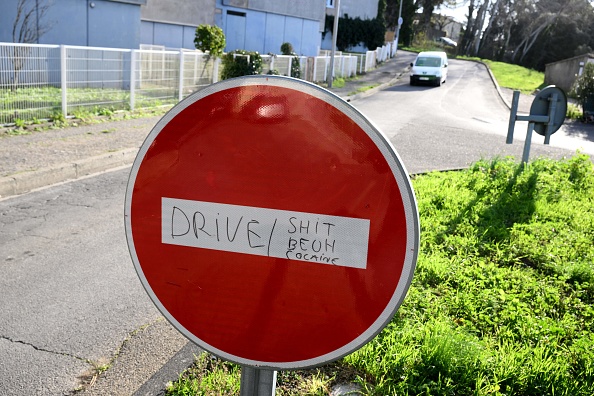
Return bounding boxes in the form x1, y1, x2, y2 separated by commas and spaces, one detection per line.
64, 45, 132, 115
0, 43, 61, 124
0, 42, 395, 126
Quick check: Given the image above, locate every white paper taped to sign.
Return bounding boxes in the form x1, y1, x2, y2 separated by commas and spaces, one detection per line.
162, 197, 370, 269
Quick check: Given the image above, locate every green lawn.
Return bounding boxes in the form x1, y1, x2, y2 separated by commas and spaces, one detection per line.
0, 86, 176, 125
479, 59, 546, 94
167, 154, 594, 396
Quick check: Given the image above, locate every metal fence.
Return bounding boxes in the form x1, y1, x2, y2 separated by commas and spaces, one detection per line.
0, 41, 395, 126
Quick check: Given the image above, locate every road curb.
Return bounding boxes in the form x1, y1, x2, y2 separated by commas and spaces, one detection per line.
0, 148, 138, 199
467, 59, 512, 109
340, 65, 411, 102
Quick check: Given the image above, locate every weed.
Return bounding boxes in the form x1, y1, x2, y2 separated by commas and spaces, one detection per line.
349, 84, 380, 96
49, 111, 66, 126
332, 78, 346, 88
166, 352, 240, 396
567, 103, 583, 120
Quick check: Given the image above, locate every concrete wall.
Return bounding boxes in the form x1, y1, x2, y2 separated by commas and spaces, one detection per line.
223, 0, 325, 21
331, 0, 378, 19
0, 0, 143, 48
545, 54, 594, 94
141, 0, 215, 27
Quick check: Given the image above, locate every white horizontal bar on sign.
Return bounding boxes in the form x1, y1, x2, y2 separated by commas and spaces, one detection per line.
161, 197, 370, 269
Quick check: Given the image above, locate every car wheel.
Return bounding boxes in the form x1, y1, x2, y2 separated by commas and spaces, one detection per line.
435, 78, 441, 87
410, 78, 415, 86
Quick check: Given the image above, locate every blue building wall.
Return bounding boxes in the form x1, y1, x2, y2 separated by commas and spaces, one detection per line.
216, 0, 321, 56
1, 0, 321, 55
140, 21, 197, 49
0, 0, 142, 49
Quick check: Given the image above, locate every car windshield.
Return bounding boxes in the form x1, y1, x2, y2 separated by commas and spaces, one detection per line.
415, 57, 441, 67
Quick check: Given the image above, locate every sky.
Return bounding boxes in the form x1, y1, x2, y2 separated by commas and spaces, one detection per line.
438, 3, 469, 23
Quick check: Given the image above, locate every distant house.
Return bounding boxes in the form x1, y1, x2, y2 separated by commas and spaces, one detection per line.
413, 13, 462, 43
545, 53, 594, 94
437, 15, 462, 43
0, 0, 146, 49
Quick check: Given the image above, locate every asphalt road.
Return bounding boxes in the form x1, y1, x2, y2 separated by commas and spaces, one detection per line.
0, 167, 181, 394
1, 56, 593, 395
356, 58, 593, 174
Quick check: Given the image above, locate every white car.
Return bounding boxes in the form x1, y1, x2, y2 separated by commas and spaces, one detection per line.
409, 51, 448, 87
438, 37, 457, 47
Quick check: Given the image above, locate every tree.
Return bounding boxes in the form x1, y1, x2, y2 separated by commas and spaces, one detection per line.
385, 0, 417, 46
12, 0, 53, 44
194, 24, 226, 58
11, 0, 53, 90
415, 0, 449, 35
459, 0, 489, 56
459, 0, 594, 70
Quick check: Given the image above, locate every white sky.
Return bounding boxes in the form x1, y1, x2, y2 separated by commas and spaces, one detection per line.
438, 3, 469, 23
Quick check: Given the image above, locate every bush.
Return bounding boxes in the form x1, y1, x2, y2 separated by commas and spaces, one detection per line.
280, 42, 301, 79
571, 62, 594, 117
280, 42, 294, 55
194, 24, 226, 58
220, 50, 263, 80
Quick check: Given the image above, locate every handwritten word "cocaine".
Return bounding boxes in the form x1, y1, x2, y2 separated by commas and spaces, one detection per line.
286, 217, 338, 264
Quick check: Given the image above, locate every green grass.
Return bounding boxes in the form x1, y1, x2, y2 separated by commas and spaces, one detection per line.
0, 85, 177, 125
167, 154, 594, 396
478, 59, 546, 95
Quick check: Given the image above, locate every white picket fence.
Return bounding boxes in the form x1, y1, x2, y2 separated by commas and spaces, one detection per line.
0, 41, 395, 125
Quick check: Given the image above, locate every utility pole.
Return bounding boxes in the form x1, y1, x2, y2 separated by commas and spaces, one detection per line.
394, 0, 404, 53
327, 0, 340, 88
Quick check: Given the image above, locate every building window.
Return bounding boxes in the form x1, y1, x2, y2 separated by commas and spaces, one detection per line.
327, 0, 334, 8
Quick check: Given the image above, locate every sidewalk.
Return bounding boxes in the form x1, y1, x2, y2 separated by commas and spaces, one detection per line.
4, 51, 586, 200
0, 53, 414, 200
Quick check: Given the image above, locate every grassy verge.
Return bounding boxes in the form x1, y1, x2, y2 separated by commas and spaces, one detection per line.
459, 57, 546, 95
0, 85, 178, 126
167, 154, 594, 395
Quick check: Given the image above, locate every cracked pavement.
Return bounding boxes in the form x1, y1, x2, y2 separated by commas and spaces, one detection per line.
0, 169, 169, 395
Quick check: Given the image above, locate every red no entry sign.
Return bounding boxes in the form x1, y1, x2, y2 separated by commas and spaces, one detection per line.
125, 75, 419, 369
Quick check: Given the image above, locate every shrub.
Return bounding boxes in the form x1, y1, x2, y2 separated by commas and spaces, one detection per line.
220, 50, 263, 80
571, 62, 594, 117
280, 42, 294, 55
194, 24, 226, 58
280, 42, 301, 79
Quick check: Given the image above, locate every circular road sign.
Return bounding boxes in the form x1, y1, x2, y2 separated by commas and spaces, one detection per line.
530, 85, 567, 136
124, 75, 419, 370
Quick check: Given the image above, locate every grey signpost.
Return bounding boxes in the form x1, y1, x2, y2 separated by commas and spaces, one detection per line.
506, 85, 567, 164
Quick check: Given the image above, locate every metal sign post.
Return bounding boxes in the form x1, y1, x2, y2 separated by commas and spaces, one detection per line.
240, 367, 276, 396
506, 86, 567, 164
